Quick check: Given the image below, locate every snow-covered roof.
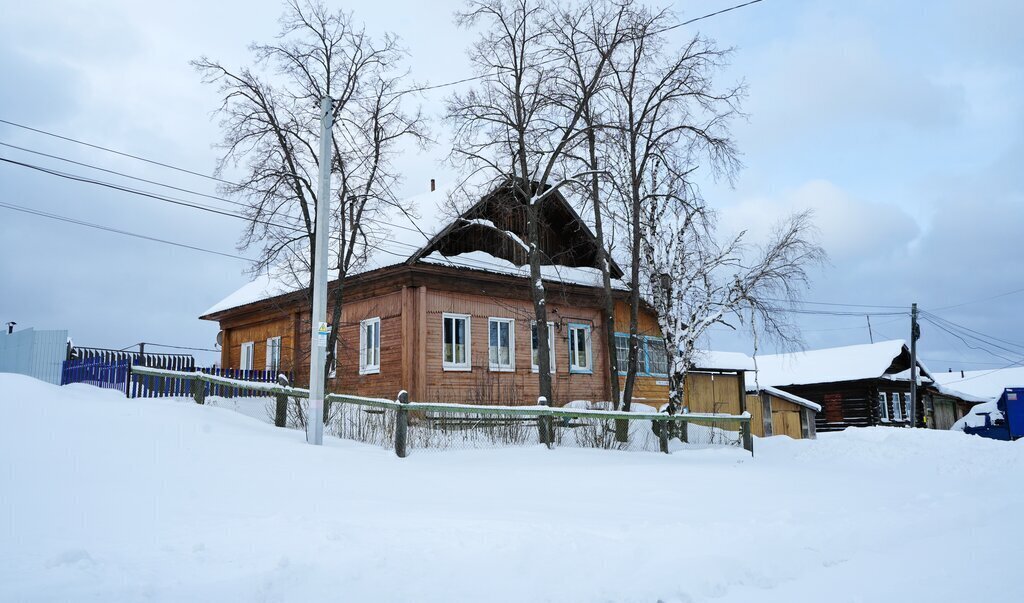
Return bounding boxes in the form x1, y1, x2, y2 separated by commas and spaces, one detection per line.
746, 385, 822, 412
691, 350, 756, 371
931, 367, 1024, 404
749, 340, 916, 388
203, 189, 456, 316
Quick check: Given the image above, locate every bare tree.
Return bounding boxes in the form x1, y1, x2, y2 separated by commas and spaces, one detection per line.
446, 0, 630, 404
194, 0, 425, 405
640, 167, 826, 411
603, 6, 744, 411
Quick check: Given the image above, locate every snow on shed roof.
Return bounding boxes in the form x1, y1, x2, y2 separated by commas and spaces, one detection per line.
747, 385, 822, 412
749, 340, 912, 388
931, 367, 1024, 403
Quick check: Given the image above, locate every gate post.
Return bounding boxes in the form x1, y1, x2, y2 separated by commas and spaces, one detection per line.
741, 419, 753, 455
395, 390, 410, 458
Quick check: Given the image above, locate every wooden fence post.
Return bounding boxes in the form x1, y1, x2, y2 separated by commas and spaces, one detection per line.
741, 419, 753, 455
395, 390, 409, 458
537, 396, 554, 449
275, 374, 289, 428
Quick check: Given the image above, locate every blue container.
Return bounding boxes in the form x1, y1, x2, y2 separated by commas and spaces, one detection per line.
1004, 387, 1024, 440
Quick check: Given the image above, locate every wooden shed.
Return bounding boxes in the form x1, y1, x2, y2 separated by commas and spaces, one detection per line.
746, 386, 819, 439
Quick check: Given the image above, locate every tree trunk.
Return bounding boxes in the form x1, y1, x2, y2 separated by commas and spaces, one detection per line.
621, 173, 642, 412
527, 200, 553, 405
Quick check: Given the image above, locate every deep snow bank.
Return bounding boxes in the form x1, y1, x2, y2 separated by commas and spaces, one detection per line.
1, 374, 1023, 603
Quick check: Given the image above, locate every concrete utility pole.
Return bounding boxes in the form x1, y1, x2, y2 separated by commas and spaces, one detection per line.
909, 303, 920, 427
307, 96, 334, 446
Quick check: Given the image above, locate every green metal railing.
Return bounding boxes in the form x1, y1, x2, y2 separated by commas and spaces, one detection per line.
130, 365, 753, 456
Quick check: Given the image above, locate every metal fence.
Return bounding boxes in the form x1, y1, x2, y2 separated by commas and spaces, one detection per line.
129, 365, 753, 456
0, 328, 68, 385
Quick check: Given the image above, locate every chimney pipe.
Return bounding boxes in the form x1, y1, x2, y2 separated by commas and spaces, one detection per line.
430, 178, 436, 192
6, 321, 15, 334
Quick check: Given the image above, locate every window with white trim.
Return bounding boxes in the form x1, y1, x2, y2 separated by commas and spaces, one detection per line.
265, 336, 281, 372
531, 321, 556, 373
646, 337, 669, 376
240, 341, 255, 370
360, 317, 381, 375
568, 324, 592, 374
903, 392, 913, 422
892, 391, 903, 421
488, 318, 515, 371
442, 313, 471, 370
878, 392, 890, 422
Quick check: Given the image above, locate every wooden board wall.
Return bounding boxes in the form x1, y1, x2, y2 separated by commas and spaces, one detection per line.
747, 393, 765, 437
422, 288, 609, 405
684, 372, 743, 415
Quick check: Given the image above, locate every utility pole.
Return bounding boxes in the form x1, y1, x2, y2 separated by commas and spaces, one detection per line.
866, 315, 874, 344
307, 96, 333, 446
909, 303, 920, 427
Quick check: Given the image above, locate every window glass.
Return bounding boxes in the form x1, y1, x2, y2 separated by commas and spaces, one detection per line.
240, 341, 254, 370
361, 318, 381, 373
568, 324, 592, 373
646, 338, 668, 375
878, 392, 889, 421
614, 334, 630, 373
531, 322, 556, 372
443, 314, 470, 369
488, 318, 514, 371
892, 392, 903, 421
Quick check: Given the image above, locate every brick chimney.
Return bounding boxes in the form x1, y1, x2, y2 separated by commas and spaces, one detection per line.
430, 178, 436, 192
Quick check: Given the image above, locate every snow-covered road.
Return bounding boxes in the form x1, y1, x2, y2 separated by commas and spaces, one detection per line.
1, 373, 1021, 602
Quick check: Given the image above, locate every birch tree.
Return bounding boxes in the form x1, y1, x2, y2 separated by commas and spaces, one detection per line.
446, 0, 630, 404
604, 6, 744, 411
640, 168, 825, 412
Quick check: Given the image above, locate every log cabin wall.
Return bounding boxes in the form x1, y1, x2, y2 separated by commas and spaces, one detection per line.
777, 379, 922, 432
422, 288, 608, 405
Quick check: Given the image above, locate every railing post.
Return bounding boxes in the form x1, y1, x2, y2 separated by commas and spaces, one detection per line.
741, 419, 753, 455
658, 416, 670, 454
275, 374, 289, 428
192, 372, 206, 405
537, 396, 553, 449
395, 390, 409, 458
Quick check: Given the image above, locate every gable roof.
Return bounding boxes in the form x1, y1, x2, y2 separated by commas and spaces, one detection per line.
748, 340, 932, 388
201, 185, 623, 318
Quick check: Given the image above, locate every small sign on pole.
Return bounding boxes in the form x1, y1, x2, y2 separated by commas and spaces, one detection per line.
316, 322, 330, 348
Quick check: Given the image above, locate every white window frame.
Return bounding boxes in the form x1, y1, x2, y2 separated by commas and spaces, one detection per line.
359, 317, 381, 375
613, 333, 630, 374
265, 336, 282, 373
903, 392, 913, 423
530, 321, 556, 373
567, 323, 593, 374
488, 317, 515, 372
878, 392, 890, 422
240, 341, 255, 371
892, 391, 904, 421
442, 313, 471, 371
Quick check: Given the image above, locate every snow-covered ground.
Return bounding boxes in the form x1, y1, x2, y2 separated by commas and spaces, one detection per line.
2, 373, 1022, 602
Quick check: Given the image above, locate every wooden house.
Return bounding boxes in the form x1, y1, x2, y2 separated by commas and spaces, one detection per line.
201, 184, 696, 407
927, 367, 1024, 429
749, 340, 932, 432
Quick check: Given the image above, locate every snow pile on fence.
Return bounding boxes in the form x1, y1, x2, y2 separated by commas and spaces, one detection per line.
2, 373, 1024, 602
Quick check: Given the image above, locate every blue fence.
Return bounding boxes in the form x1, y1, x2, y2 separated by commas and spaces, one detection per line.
61, 357, 132, 391
61, 356, 291, 399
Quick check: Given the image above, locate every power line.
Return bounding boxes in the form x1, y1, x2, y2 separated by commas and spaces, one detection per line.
0, 140, 249, 210
0, 201, 252, 261
928, 286, 1024, 312
0, 118, 237, 187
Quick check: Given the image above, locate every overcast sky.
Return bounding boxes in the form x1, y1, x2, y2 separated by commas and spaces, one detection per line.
2, 0, 1022, 371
